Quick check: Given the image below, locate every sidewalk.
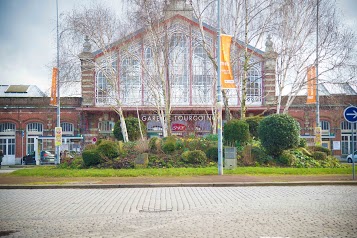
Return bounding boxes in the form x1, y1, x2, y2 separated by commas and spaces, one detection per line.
0, 165, 356, 188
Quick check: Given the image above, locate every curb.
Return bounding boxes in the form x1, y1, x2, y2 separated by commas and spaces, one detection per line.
1, 180, 357, 189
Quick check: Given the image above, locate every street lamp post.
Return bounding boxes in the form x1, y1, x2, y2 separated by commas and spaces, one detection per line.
56, 0, 61, 164
217, 0, 223, 175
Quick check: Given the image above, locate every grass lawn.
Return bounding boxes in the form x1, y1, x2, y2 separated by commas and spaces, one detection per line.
3, 166, 352, 178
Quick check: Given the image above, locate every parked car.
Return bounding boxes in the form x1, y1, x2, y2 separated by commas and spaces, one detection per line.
346, 150, 357, 163
22, 152, 36, 165
40, 150, 56, 164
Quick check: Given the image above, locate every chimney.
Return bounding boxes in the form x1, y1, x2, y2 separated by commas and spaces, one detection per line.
164, 0, 193, 19
78, 36, 95, 106
263, 35, 278, 106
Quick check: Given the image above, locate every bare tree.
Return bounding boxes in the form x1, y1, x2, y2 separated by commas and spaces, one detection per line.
191, 0, 276, 119
272, 0, 356, 114
62, 2, 131, 141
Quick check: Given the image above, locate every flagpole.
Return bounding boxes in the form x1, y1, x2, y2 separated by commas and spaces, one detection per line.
56, 0, 61, 164
217, 0, 223, 175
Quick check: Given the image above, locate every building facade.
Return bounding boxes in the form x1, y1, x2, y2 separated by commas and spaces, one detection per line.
0, 0, 356, 165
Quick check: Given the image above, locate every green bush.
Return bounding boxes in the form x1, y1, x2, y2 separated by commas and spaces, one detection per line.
162, 136, 177, 154
312, 151, 327, 160
276, 150, 296, 166
244, 116, 263, 139
203, 134, 218, 141
82, 150, 101, 167
309, 146, 331, 156
97, 140, 120, 160
223, 119, 250, 146
181, 150, 208, 165
205, 146, 218, 162
298, 147, 312, 157
58, 156, 84, 169
258, 114, 300, 157
299, 138, 307, 148
84, 144, 97, 151
113, 117, 146, 141
251, 145, 271, 165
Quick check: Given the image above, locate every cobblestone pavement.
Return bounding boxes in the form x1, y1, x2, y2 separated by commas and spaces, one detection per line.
0, 186, 356, 238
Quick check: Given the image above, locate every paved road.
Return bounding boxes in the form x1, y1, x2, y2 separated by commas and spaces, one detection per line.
0, 186, 356, 238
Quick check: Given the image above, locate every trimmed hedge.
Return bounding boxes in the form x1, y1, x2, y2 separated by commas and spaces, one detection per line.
181, 150, 208, 165
223, 119, 250, 146
82, 150, 101, 167
258, 114, 300, 157
97, 140, 120, 160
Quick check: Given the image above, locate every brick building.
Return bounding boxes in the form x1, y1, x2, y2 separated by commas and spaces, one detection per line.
0, 0, 356, 165
0, 85, 82, 165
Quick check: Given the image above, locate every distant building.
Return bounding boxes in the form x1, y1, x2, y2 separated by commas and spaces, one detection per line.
0, 85, 82, 165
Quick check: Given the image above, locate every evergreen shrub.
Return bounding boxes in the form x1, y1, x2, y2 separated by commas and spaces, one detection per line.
223, 119, 250, 146
113, 117, 146, 141
97, 140, 120, 160
82, 150, 101, 167
312, 151, 327, 160
205, 146, 218, 162
277, 150, 296, 166
244, 116, 263, 139
258, 114, 300, 157
181, 150, 208, 165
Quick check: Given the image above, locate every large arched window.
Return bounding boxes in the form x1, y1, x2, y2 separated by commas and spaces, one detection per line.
120, 55, 141, 105
192, 45, 213, 105
169, 33, 189, 105
96, 56, 117, 105
143, 47, 163, 106
246, 67, 262, 105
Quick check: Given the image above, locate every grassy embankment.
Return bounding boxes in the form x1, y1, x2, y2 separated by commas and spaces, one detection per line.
3, 166, 352, 177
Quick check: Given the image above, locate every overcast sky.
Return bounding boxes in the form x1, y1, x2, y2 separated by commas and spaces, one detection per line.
0, 0, 356, 95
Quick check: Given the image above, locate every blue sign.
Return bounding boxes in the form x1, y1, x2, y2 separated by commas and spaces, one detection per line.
344, 106, 357, 123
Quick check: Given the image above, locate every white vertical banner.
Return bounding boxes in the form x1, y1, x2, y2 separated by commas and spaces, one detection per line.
55, 127, 62, 146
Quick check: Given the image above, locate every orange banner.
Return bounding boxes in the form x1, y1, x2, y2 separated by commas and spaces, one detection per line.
306, 65, 316, 104
50, 67, 58, 106
220, 34, 235, 89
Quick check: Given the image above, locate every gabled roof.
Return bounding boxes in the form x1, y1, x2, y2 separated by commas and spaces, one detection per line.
93, 14, 265, 58
0, 85, 46, 97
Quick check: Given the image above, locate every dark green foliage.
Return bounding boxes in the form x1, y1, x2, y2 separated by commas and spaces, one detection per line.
84, 144, 97, 151
309, 146, 331, 156
113, 117, 146, 141
181, 150, 208, 165
100, 157, 135, 169
223, 119, 250, 146
251, 145, 272, 165
205, 146, 218, 162
149, 137, 159, 153
277, 150, 296, 166
203, 134, 218, 141
258, 114, 300, 157
312, 151, 327, 160
97, 140, 119, 160
244, 116, 263, 139
162, 136, 176, 154
58, 156, 84, 169
82, 150, 101, 167
299, 138, 307, 148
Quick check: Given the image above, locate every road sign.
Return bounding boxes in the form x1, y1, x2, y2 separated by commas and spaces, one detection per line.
92, 137, 97, 144
344, 106, 357, 123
